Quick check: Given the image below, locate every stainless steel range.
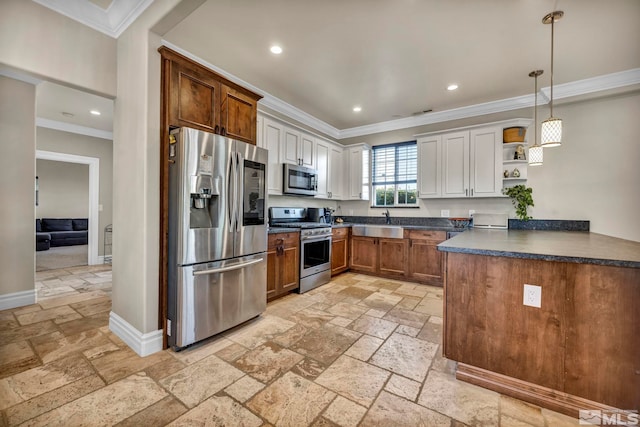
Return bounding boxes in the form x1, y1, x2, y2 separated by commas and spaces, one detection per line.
269, 207, 332, 293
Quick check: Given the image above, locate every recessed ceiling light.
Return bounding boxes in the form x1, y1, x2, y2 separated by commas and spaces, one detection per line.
90, 110, 101, 116
447, 84, 459, 91
270, 45, 283, 54
353, 106, 362, 112
61, 112, 74, 118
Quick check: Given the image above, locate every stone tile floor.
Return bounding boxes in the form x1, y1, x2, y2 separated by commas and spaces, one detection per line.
0, 266, 580, 426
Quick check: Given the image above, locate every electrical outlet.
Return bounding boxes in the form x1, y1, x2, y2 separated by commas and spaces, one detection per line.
441, 209, 450, 217
469, 209, 475, 217
523, 284, 542, 308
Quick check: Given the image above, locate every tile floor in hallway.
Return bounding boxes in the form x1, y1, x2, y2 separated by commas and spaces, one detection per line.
0, 266, 579, 426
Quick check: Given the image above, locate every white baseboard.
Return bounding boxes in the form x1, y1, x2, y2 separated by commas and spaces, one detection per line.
109, 311, 163, 357
0, 289, 36, 311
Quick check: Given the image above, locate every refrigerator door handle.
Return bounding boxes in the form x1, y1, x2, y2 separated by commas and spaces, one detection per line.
227, 152, 236, 230
192, 257, 264, 276
236, 151, 243, 232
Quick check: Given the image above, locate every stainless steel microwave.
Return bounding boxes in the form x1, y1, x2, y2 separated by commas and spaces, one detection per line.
283, 163, 318, 196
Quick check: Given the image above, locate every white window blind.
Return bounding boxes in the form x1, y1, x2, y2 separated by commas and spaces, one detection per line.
372, 141, 417, 206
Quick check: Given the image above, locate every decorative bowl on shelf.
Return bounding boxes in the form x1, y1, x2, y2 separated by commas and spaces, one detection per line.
449, 217, 470, 229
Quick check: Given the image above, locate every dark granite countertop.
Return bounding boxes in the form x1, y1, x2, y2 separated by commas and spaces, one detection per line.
267, 228, 300, 234
438, 229, 640, 268
331, 223, 465, 233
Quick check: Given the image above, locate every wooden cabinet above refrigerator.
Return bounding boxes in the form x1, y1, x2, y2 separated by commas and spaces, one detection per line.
159, 46, 262, 145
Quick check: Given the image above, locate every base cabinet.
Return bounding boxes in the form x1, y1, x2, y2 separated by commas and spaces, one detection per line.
267, 232, 299, 301
406, 230, 446, 286
444, 252, 640, 417
331, 227, 349, 275
349, 236, 407, 278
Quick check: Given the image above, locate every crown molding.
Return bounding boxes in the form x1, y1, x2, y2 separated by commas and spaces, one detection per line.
0, 66, 43, 85
540, 68, 640, 101
157, 42, 640, 140
36, 118, 113, 140
32, 0, 153, 38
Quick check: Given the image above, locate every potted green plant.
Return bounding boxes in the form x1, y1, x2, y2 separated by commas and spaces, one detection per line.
503, 185, 534, 220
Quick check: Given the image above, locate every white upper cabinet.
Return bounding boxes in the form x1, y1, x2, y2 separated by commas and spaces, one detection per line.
442, 131, 471, 198
315, 139, 329, 198
418, 120, 527, 199
328, 145, 344, 200
259, 116, 285, 195
283, 126, 314, 168
315, 140, 345, 200
417, 135, 441, 198
347, 144, 370, 200
469, 127, 502, 197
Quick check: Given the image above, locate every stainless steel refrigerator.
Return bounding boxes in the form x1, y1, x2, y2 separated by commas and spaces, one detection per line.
167, 127, 268, 348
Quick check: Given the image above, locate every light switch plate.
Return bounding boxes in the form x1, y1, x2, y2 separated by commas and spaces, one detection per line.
441, 209, 450, 217
523, 284, 542, 308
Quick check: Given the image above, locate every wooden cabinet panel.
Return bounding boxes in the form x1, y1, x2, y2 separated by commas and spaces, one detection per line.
445, 253, 566, 390
408, 240, 443, 284
378, 238, 407, 278
160, 46, 261, 143
281, 245, 299, 292
444, 252, 640, 416
350, 236, 377, 273
267, 232, 300, 301
171, 61, 219, 132
406, 229, 446, 285
331, 227, 350, 276
564, 264, 640, 409
220, 84, 257, 144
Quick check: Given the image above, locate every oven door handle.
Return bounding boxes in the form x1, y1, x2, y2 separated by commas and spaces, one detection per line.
193, 258, 263, 276
301, 235, 332, 242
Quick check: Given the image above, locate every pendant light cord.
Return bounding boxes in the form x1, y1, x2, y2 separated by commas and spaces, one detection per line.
550, 18, 555, 117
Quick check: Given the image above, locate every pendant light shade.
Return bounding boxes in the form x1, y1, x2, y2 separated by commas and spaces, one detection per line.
529, 70, 544, 166
540, 117, 562, 147
541, 11, 563, 148
529, 145, 544, 166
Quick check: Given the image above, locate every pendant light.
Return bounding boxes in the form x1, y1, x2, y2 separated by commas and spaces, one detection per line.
540, 10, 563, 147
529, 70, 544, 166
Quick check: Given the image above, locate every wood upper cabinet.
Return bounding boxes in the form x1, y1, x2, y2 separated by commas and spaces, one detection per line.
160, 46, 261, 144
267, 232, 299, 301
331, 227, 350, 275
169, 59, 219, 132
406, 229, 446, 286
220, 84, 257, 144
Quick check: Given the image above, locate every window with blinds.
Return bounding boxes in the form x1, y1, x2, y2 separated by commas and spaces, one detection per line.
371, 141, 417, 206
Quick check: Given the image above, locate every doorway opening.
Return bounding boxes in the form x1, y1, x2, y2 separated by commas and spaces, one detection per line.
35, 150, 100, 268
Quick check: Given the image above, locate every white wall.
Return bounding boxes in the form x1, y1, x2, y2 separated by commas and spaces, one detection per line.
0, 0, 117, 97
0, 76, 36, 298
112, 0, 183, 339
36, 160, 89, 218
339, 92, 640, 242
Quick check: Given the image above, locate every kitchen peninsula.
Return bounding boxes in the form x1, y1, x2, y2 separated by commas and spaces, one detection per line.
438, 229, 640, 417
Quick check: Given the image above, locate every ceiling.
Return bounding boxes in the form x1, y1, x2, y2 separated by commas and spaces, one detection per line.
36, 81, 114, 133
28, 0, 640, 139
163, 0, 640, 132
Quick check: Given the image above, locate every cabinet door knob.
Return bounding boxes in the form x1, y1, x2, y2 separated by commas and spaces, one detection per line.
221, 127, 227, 136
465, 189, 468, 196
214, 125, 220, 134
471, 188, 474, 196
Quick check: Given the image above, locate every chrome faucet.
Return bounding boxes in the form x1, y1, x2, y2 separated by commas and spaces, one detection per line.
383, 209, 391, 224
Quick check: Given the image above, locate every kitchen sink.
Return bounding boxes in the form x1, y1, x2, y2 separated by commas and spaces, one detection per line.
351, 225, 404, 239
